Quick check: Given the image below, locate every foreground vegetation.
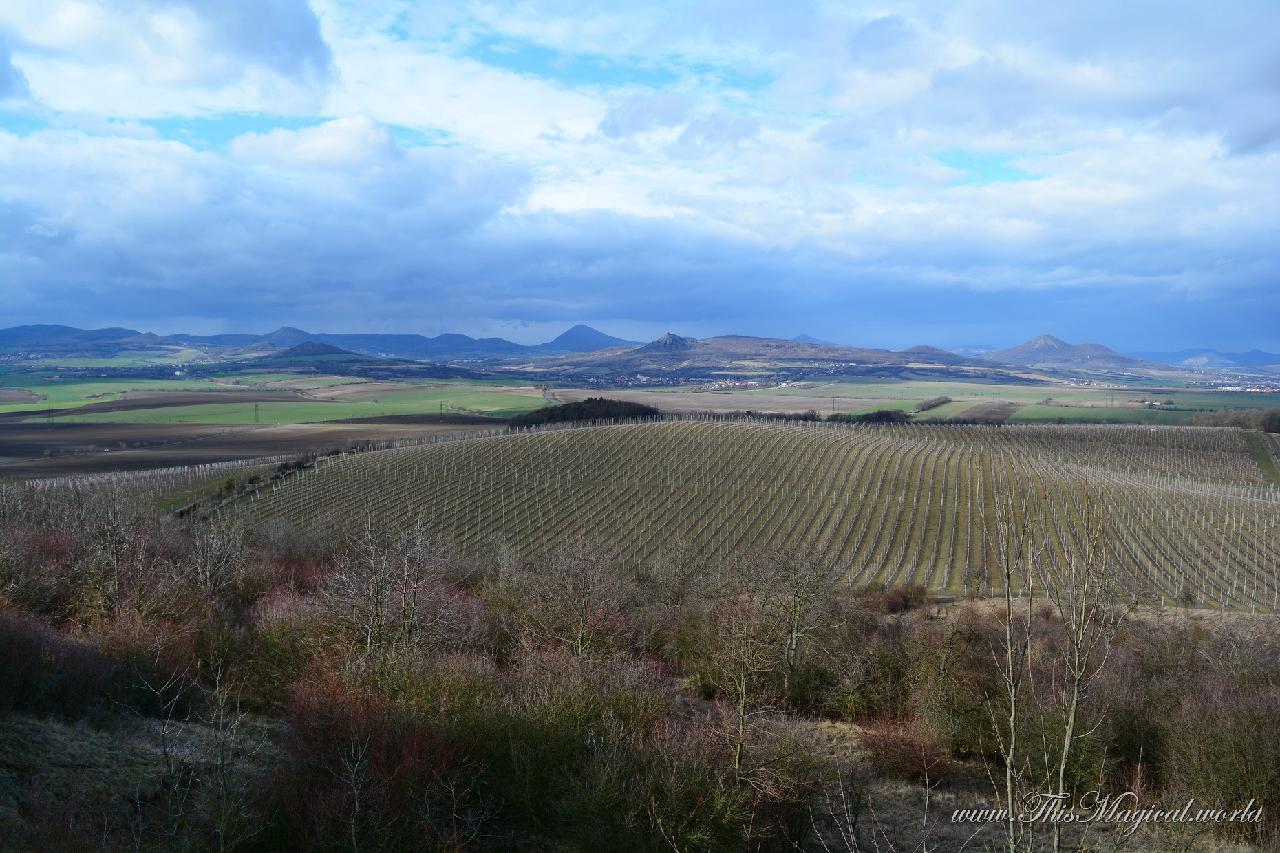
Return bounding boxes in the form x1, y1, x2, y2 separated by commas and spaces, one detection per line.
1, 471, 1277, 851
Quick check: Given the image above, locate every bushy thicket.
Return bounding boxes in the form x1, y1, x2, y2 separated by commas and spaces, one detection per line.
0, 481, 1277, 850
1190, 407, 1280, 432
914, 396, 951, 412
826, 409, 912, 424
509, 397, 660, 427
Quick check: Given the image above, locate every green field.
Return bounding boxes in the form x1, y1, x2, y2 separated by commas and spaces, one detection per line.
0, 376, 239, 414
20, 386, 542, 424
912, 400, 982, 420
6, 363, 1275, 428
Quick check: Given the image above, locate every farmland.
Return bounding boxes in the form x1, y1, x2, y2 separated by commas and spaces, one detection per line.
0, 371, 548, 477
0, 372, 547, 422
0, 420, 501, 478
548, 380, 1277, 423
247, 418, 1280, 609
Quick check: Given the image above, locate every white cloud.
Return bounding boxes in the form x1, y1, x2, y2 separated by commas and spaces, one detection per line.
231, 115, 399, 166
0, 0, 331, 115
0, 1, 1277, 347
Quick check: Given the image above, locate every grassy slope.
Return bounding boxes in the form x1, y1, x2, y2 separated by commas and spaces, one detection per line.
1243, 431, 1280, 487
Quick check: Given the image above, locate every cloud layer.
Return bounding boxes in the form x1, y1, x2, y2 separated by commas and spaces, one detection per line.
0, 0, 1277, 348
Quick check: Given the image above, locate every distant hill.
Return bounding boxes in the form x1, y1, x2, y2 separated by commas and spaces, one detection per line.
980, 335, 1152, 370
254, 324, 635, 361
0, 324, 143, 354
1130, 348, 1280, 369
5, 323, 1259, 380
0, 323, 639, 363
637, 332, 699, 354
260, 326, 315, 348
899, 345, 973, 365
513, 333, 943, 381
255, 341, 394, 368
273, 341, 355, 358
537, 324, 638, 353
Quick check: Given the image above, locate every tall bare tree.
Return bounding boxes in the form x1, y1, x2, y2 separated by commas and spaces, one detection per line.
1035, 484, 1129, 853
983, 473, 1045, 853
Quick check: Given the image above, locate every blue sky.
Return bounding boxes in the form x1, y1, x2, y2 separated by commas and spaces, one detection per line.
1, 0, 1278, 350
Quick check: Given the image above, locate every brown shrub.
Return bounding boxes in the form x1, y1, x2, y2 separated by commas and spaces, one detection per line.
860, 582, 930, 613
860, 719, 954, 785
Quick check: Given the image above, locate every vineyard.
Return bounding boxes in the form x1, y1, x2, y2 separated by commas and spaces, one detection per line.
245, 418, 1280, 610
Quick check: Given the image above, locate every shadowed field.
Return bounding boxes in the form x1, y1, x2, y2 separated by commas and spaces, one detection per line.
0, 421, 496, 478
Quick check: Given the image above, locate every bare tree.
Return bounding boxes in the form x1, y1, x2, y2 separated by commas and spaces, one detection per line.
187, 517, 246, 595
200, 665, 265, 853
321, 514, 461, 659
983, 477, 1045, 853
1035, 486, 1129, 853
759, 548, 843, 702
506, 537, 636, 657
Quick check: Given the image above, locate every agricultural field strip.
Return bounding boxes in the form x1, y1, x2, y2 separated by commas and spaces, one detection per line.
247, 419, 1280, 609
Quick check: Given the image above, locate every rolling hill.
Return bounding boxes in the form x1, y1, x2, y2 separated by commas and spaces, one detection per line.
518, 333, 920, 376
980, 335, 1155, 370
243, 419, 1280, 609
0, 323, 637, 362
1130, 348, 1280, 369
507, 332, 1020, 383
536, 324, 638, 352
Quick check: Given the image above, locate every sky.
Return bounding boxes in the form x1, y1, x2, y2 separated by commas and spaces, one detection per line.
0, 1, 1278, 351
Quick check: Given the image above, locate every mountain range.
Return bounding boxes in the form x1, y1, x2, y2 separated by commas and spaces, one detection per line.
978, 335, 1153, 371
1128, 348, 1280, 369
0, 323, 639, 361
2, 324, 1274, 380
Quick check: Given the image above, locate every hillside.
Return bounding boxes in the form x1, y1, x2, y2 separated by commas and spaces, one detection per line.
1131, 348, 1280, 369
981, 334, 1153, 370
0, 323, 637, 362
514, 333, 947, 380
537, 324, 638, 352
271, 341, 356, 358
245, 420, 1280, 608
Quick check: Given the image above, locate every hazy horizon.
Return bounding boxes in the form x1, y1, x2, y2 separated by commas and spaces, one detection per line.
2, 1, 1278, 350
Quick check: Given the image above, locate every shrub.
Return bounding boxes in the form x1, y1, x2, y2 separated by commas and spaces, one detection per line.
915, 396, 952, 413
510, 397, 660, 427
860, 719, 953, 784
1162, 675, 1280, 844
860, 582, 929, 613
827, 409, 912, 424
